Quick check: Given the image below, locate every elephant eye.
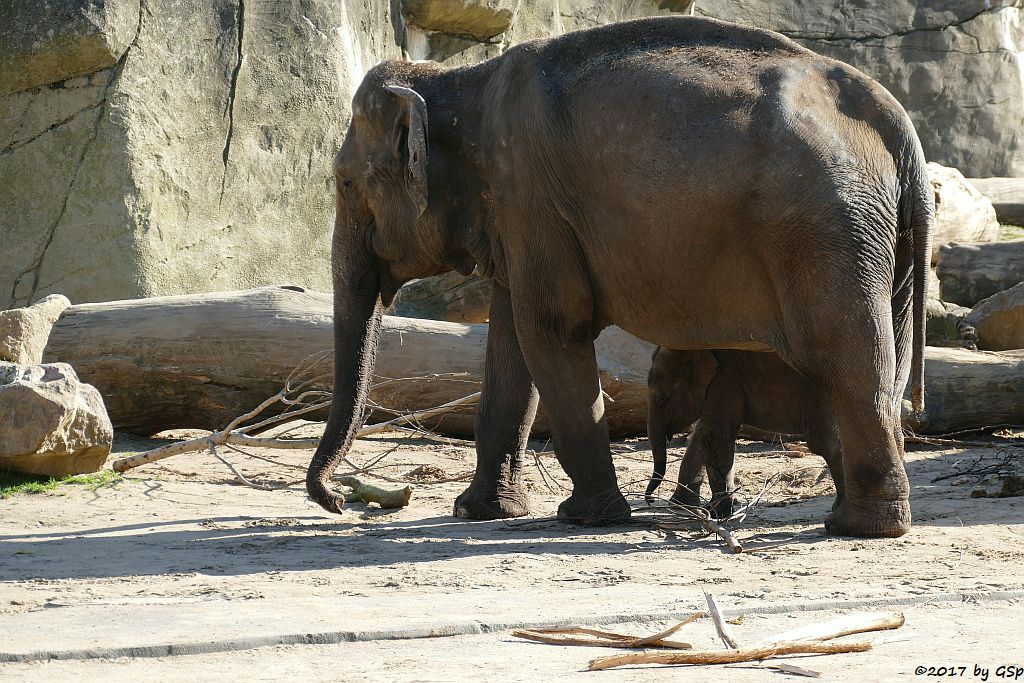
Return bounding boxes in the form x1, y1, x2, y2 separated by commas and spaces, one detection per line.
341, 178, 354, 188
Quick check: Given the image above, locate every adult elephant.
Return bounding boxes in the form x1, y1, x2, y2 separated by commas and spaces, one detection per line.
307, 16, 932, 538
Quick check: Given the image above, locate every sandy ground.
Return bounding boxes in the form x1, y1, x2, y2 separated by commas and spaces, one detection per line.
1, 429, 1023, 680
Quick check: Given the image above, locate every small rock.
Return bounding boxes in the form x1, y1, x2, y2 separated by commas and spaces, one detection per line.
0, 295, 71, 365
0, 361, 112, 477
966, 282, 1024, 351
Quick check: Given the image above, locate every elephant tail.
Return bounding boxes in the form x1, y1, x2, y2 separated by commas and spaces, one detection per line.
905, 146, 934, 416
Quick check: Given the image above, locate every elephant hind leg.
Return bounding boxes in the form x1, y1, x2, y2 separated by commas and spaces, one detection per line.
791, 306, 909, 537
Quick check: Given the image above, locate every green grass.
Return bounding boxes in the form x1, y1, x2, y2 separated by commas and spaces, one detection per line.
999, 224, 1024, 241
0, 469, 121, 499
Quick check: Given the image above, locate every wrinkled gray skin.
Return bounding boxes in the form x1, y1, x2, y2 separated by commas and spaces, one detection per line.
308, 16, 932, 538
646, 347, 844, 519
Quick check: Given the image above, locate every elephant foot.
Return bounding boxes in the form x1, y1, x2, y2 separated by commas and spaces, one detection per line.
669, 483, 702, 508
824, 496, 910, 538
453, 484, 531, 520
706, 494, 742, 521
556, 489, 631, 526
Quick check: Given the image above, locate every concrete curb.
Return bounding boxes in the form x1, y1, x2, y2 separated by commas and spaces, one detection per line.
2, 589, 1022, 663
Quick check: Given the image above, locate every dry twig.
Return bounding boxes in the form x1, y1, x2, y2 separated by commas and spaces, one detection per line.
755, 611, 904, 645
704, 592, 741, 648
512, 613, 703, 651
587, 640, 872, 671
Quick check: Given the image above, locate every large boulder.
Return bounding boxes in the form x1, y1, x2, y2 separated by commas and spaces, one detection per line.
926, 163, 1000, 263
0, 0, 140, 95
0, 294, 71, 364
696, 1, 1024, 178
0, 362, 112, 477
966, 282, 1024, 351
1, 0, 402, 308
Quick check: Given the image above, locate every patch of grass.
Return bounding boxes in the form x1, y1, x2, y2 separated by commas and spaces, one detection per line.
0, 469, 121, 499
999, 224, 1024, 241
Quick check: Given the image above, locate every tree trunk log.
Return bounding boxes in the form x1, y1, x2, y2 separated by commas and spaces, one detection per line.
967, 177, 1024, 226
936, 239, 1024, 307
390, 272, 491, 323
42, 287, 1022, 438
914, 347, 1024, 434
42, 286, 650, 437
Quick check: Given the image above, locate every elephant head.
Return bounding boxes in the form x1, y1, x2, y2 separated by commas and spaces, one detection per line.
645, 347, 719, 503
306, 62, 481, 513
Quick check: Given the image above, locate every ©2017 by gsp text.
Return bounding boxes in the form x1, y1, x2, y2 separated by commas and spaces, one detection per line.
915, 665, 1024, 680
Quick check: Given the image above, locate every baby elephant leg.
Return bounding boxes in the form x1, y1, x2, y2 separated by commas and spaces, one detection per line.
808, 421, 845, 512
670, 426, 707, 507
700, 421, 741, 519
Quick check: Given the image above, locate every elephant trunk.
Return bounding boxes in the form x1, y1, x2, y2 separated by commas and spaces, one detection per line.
306, 224, 384, 514
646, 409, 671, 505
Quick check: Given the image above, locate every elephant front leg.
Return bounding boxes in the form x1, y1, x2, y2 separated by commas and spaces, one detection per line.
454, 284, 539, 520
514, 327, 629, 527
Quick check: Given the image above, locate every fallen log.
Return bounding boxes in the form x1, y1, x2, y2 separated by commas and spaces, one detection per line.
936, 239, 1024, 307
390, 272, 491, 323
966, 177, 1024, 226
913, 347, 1024, 434
42, 287, 1022, 439
43, 286, 649, 437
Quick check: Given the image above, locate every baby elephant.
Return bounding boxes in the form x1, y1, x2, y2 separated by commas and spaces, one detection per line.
646, 347, 844, 518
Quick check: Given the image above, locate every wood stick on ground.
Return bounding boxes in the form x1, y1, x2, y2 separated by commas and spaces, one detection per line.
770, 663, 822, 678
111, 392, 482, 472
698, 513, 743, 553
754, 611, 905, 646
512, 631, 691, 650
587, 640, 873, 671
704, 592, 741, 649
513, 613, 704, 651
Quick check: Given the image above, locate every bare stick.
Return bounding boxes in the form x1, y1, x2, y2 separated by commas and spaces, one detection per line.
357, 392, 480, 436
770, 663, 822, 678
631, 612, 705, 647
705, 592, 741, 649
587, 640, 872, 671
512, 631, 690, 650
513, 613, 704, 651
112, 392, 481, 472
208, 444, 279, 491
698, 513, 743, 553
755, 611, 904, 646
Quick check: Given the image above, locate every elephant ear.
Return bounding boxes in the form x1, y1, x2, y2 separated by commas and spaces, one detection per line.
385, 85, 428, 217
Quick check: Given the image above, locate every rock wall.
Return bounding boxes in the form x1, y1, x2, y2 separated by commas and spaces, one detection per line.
2, 0, 1021, 307
1, 0, 402, 307
697, 0, 1024, 178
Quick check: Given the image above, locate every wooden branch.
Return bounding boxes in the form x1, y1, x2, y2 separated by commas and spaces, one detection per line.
587, 640, 873, 671
755, 611, 905, 646
512, 613, 703, 651
111, 393, 482, 473
704, 592, 741, 649
357, 393, 481, 436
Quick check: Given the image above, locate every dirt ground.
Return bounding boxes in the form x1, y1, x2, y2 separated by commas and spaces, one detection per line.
1, 429, 1023, 680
